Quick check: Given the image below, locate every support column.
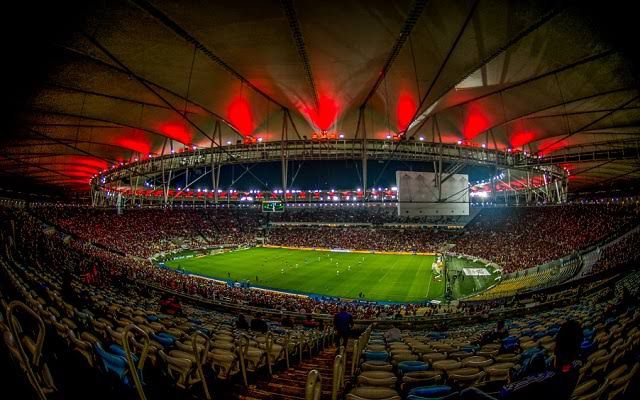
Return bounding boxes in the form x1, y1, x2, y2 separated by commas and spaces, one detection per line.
526, 171, 532, 204
160, 138, 169, 206
281, 110, 288, 201
490, 166, 497, 204
210, 121, 220, 206
360, 107, 368, 200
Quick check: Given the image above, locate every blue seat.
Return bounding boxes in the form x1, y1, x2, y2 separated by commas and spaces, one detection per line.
581, 340, 596, 355
195, 327, 210, 336
398, 360, 429, 373
109, 344, 126, 357
109, 344, 140, 363
152, 332, 175, 347
522, 344, 543, 355
501, 336, 519, 352
146, 315, 158, 322
461, 345, 478, 353
547, 326, 560, 336
95, 344, 130, 385
363, 351, 389, 362
407, 385, 452, 400
428, 333, 447, 340
532, 332, 546, 340
583, 328, 595, 339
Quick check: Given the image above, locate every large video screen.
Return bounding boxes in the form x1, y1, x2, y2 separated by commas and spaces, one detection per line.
396, 171, 469, 217
261, 200, 285, 213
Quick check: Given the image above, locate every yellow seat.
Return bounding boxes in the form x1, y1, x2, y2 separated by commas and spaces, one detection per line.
356, 371, 397, 387
346, 386, 401, 400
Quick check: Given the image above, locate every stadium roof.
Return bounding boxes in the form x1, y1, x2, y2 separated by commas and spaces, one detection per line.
2, 0, 640, 195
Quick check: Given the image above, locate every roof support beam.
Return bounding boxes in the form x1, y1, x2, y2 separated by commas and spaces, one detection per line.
462, 87, 637, 145
84, 34, 220, 143
404, 0, 480, 135
55, 45, 242, 136
595, 166, 640, 186
359, 0, 429, 107
405, 2, 566, 137
24, 127, 117, 164
281, 0, 319, 109
130, 0, 288, 110
370, 0, 479, 175
3, 138, 155, 155
569, 160, 616, 176
536, 94, 640, 155
0, 153, 80, 182
45, 82, 175, 111
419, 49, 615, 125
25, 107, 194, 145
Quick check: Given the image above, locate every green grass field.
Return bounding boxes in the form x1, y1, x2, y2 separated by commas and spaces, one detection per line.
165, 247, 444, 302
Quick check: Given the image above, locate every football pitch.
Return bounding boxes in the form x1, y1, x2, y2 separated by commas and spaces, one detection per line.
164, 247, 444, 303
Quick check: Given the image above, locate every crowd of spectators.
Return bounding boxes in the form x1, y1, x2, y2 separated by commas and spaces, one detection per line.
31, 206, 262, 258
29, 204, 640, 275
589, 229, 640, 276
453, 205, 640, 273
266, 226, 451, 252
269, 205, 469, 225
2, 202, 638, 320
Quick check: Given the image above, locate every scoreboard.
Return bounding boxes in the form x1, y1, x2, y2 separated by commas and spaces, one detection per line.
261, 200, 285, 213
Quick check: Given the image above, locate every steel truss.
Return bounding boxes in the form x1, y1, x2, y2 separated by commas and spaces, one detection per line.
91, 139, 572, 207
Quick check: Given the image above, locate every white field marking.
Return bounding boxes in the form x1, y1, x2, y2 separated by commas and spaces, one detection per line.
425, 259, 433, 298
375, 256, 400, 283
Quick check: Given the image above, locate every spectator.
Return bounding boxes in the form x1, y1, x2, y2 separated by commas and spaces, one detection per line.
333, 307, 353, 348
384, 324, 402, 343
478, 320, 509, 346
281, 314, 294, 328
159, 294, 183, 316
302, 314, 320, 329
250, 312, 269, 333
461, 319, 583, 400
236, 314, 249, 330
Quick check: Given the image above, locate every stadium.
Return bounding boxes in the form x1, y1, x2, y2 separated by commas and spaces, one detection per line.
1, 1, 639, 399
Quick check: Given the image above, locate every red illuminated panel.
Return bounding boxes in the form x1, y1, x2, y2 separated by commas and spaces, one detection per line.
397, 92, 417, 132
227, 96, 255, 135
302, 94, 339, 131
510, 131, 536, 148
463, 106, 490, 140
158, 122, 192, 144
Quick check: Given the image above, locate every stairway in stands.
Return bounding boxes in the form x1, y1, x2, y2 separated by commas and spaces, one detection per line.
240, 344, 349, 400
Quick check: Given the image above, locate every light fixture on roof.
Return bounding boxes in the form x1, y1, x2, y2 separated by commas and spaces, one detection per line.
419, 136, 424, 141
457, 140, 462, 145
257, 137, 263, 142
